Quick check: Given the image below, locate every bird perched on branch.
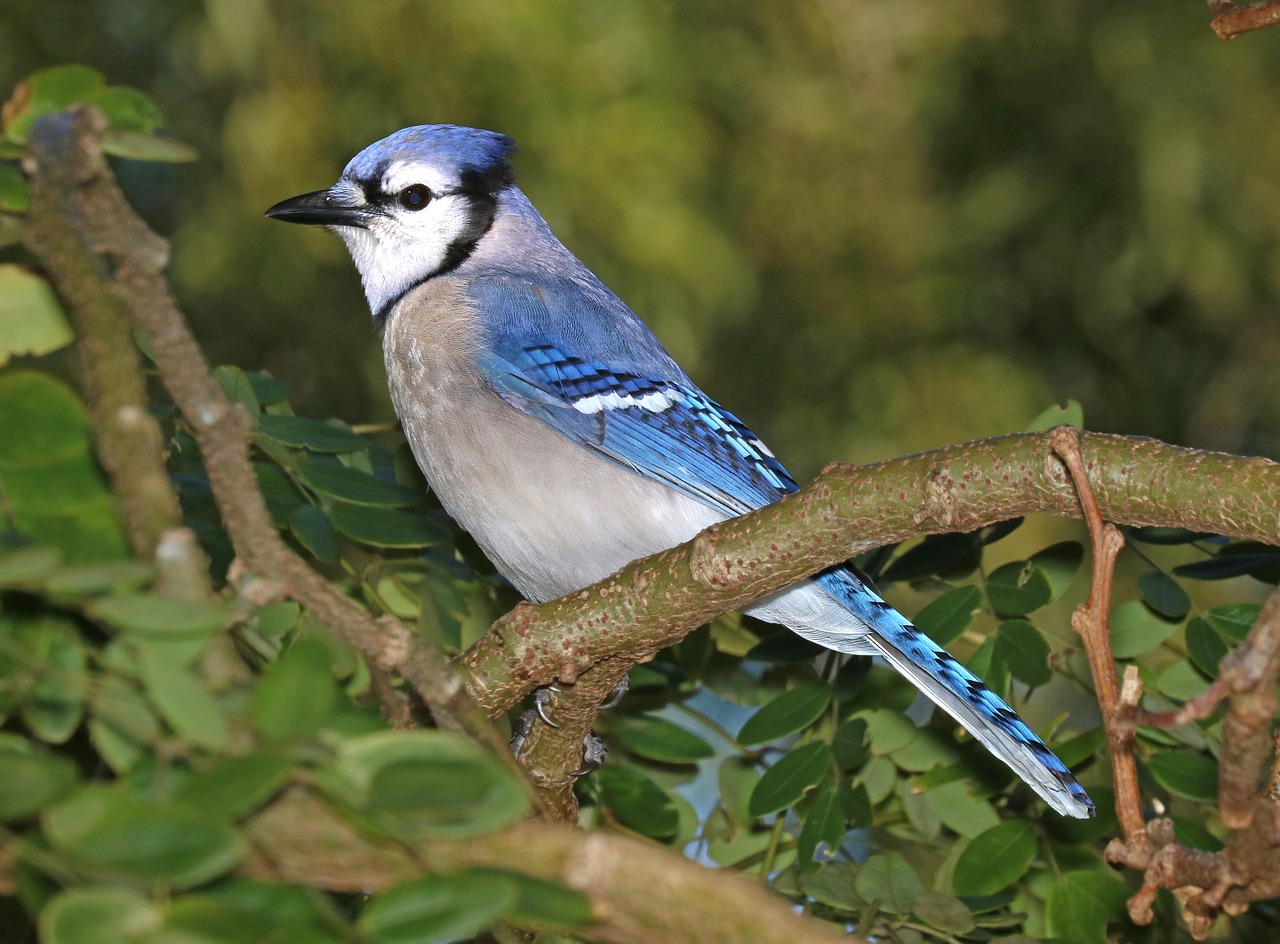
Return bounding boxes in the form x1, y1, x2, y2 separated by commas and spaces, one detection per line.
267, 124, 1094, 818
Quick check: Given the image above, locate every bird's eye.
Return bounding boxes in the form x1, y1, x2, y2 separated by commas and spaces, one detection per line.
398, 184, 433, 210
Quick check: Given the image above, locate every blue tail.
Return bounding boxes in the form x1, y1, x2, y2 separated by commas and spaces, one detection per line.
816, 568, 1094, 818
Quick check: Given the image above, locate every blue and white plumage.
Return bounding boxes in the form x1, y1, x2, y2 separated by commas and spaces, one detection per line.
266, 124, 1094, 818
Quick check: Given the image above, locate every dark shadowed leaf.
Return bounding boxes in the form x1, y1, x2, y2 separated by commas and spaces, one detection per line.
1147, 752, 1218, 803
913, 585, 982, 646
749, 741, 831, 817
289, 505, 339, 562
797, 785, 846, 872
595, 765, 679, 838
257, 414, 368, 453
1138, 572, 1190, 619
617, 715, 714, 763
299, 456, 423, 506
986, 561, 1052, 616
329, 503, 449, 548
995, 619, 1052, 687
1185, 617, 1228, 676
737, 683, 831, 746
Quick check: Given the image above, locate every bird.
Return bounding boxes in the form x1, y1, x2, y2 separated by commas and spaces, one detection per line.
266, 124, 1095, 819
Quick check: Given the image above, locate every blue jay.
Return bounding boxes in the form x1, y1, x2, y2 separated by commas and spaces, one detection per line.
266, 124, 1094, 818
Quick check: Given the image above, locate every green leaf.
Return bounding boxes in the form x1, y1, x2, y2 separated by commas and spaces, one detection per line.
39, 887, 159, 944
1185, 617, 1228, 676
245, 370, 291, 405
1109, 600, 1178, 659
922, 781, 1000, 838
749, 741, 832, 817
288, 505, 339, 562
359, 871, 517, 944
854, 853, 922, 913
0, 265, 72, 366
137, 646, 229, 749
1030, 540, 1085, 601
1045, 870, 1129, 944
882, 533, 980, 583
254, 462, 306, 525
174, 752, 294, 821
1138, 572, 1190, 620
1207, 603, 1259, 642
1025, 399, 1083, 432
100, 130, 198, 162
1147, 752, 1218, 803
495, 870, 594, 928
212, 365, 262, 418
257, 414, 369, 452
72, 811, 242, 887
80, 85, 162, 132
299, 456, 423, 506
0, 162, 28, 212
329, 503, 450, 548
952, 820, 1036, 895
0, 749, 78, 820
595, 765, 680, 838
737, 683, 831, 746
45, 560, 154, 598
2, 65, 106, 143
616, 715, 714, 763
21, 617, 87, 742
797, 785, 846, 872
995, 619, 1052, 687
1174, 548, 1280, 581
857, 709, 919, 755
912, 890, 975, 934
46, 789, 242, 888
251, 633, 337, 741
913, 585, 981, 646
91, 594, 229, 639
831, 717, 868, 770
965, 635, 1009, 698
985, 560, 1052, 616
0, 545, 61, 586
325, 730, 528, 838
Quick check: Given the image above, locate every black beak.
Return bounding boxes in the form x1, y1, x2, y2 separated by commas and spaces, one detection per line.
265, 188, 369, 227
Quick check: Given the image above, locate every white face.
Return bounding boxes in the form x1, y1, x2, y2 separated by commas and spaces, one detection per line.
331, 159, 477, 316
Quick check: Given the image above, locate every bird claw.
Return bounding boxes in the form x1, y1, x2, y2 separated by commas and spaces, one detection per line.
533, 685, 561, 728
516, 678, 627, 776
572, 732, 608, 776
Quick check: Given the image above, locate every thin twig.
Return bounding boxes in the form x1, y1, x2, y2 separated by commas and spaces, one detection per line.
1050, 426, 1144, 839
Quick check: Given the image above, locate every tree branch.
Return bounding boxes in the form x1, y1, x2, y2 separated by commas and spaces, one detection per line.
461, 430, 1280, 715
242, 788, 854, 944
20, 121, 181, 559
1210, 0, 1280, 38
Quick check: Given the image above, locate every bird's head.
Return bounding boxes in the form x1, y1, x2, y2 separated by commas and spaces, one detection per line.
266, 124, 517, 319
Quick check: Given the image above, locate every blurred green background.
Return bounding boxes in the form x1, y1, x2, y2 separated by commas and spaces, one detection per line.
5, 0, 1280, 482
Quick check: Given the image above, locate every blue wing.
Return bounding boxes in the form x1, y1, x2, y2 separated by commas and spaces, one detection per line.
470, 277, 797, 517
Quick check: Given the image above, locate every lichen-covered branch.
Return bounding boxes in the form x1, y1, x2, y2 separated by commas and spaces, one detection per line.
21, 128, 181, 559
460, 430, 1280, 715
243, 788, 854, 944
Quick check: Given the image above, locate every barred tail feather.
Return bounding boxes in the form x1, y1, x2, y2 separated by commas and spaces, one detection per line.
811, 569, 1095, 819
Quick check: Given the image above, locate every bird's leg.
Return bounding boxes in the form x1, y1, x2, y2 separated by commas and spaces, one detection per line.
513, 676, 630, 774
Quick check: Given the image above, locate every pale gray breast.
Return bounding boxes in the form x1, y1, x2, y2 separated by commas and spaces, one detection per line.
380, 280, 725, 602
